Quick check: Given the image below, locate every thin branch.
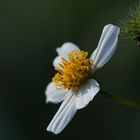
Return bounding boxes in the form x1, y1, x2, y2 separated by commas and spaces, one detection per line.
100, 90, 140, 110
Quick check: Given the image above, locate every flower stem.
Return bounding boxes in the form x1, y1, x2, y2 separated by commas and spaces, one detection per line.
100, 90, 140, 110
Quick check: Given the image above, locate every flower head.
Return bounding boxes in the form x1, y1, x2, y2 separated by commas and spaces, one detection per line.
120, 2, 140, 45
53, 50, 93, 90
45, 24, 120, 134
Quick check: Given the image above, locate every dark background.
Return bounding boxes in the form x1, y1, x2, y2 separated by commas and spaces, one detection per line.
0, 0, 140, 140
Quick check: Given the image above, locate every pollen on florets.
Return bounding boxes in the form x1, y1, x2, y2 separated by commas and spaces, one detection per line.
120, 2, 140, 45
52, 50, 93, 90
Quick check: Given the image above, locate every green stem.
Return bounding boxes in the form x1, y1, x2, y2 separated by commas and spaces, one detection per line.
100, 90, 140, 110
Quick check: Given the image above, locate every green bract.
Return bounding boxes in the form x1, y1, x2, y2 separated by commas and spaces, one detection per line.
120, 3, 140, 45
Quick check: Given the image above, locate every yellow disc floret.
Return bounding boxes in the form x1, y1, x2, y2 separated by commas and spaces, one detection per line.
52, 50, 93, 90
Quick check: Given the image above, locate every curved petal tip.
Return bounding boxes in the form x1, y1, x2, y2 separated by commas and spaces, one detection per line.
90, 24, 120, 70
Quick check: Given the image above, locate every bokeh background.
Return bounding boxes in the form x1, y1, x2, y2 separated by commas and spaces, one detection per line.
0, 0, 140, 140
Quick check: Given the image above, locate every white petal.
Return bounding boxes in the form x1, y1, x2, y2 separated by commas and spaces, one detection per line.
53, 56, 62, 68
76, 79, 100, 109
56, 42, 80, 60
45, 82, 68, 104
90, 24, 120, 70
47, 92, 77, 134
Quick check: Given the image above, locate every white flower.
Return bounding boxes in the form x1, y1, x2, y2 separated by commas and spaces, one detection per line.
45, 24, 120, 134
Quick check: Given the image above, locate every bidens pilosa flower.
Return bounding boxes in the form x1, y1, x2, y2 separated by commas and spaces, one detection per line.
45, 24, 120, 134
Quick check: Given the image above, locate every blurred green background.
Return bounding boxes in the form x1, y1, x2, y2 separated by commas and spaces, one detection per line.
0, 0, 140, 140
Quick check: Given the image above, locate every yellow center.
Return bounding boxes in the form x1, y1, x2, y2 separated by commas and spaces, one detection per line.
52, 50, 93, 90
